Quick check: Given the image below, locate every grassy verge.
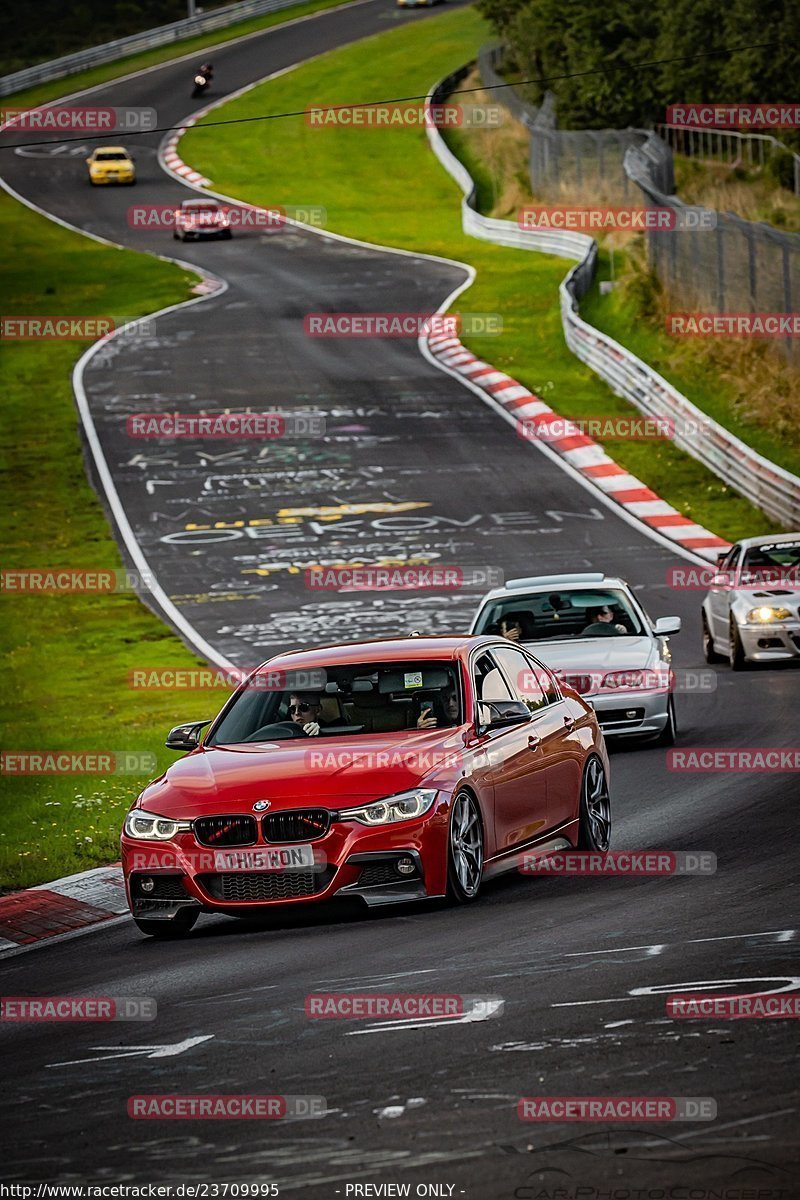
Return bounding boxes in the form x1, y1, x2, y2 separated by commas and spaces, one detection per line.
181, 7, 783, 539
0, 193, 232, 890
2, 0, 351, 109
673, 154, 800, 232
450, 71, 800, 486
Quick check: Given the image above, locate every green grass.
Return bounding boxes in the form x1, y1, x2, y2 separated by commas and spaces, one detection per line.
0, 193, 233, 891
2, 0, 352, 109
580, 257, 800, 482
181, 6, 783, 541
0, 0, 355, 893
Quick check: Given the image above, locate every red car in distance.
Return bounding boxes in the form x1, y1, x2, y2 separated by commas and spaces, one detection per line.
121, 636, 611, 937
173, 198, 232, 241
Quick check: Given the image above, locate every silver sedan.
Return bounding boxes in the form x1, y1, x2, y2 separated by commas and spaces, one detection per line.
470, 573, 681, 745
702, 533, 800, 669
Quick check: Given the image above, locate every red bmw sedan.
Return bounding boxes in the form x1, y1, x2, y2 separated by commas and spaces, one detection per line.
121, 636, 611, 937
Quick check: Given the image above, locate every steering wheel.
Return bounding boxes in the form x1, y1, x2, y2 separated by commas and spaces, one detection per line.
242, 720, 307, 742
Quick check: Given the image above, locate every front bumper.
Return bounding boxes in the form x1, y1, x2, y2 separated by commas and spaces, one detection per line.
122, 807, 448, 921
737, 619, 800, 662
178, 225, 229, 238
585, 688, 670, 738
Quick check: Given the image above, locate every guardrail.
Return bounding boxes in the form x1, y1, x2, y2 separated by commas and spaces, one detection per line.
0, 0, 309, 97
426, 68, 800, 530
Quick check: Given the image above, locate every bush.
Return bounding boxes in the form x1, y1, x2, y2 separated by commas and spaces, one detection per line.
767, 148, 798, 194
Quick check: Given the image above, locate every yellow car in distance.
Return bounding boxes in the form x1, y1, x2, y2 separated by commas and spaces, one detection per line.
86, 146, 136, 186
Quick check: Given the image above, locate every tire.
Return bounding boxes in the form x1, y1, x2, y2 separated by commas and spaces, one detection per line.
702, 613, 724, 664
446, 791, 484, 903
651, 695, 677, 747
133, 908, 199, 939
576, 756, 611, 851
729, 617, 748, 671
222, 229, 232, 239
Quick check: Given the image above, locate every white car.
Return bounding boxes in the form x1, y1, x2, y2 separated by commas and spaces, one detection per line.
469, 573, 681, 744
701, 532, 800, 669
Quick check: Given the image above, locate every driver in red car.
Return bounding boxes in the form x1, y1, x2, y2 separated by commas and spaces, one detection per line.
288, 692, 332, 737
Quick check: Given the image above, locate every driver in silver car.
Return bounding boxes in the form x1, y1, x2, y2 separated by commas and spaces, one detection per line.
580, 605, 628, 636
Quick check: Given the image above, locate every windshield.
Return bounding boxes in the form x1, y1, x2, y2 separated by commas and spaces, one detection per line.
207, 660, 463, 744
474, 589, 645, 641
95, 151, 127, 161
185, 205, 218, 213
741, 540, 800, 585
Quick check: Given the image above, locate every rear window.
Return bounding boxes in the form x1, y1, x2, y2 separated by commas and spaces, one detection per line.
94, 151, 127, 161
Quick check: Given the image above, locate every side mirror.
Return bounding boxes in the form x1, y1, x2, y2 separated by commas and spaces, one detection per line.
716, 551, 728, 565
479, 699, 531, 731
711, 572, 731, 588
166, 719, 211, 752
654, 616, 681, 635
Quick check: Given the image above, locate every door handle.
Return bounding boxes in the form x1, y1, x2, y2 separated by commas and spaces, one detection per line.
563, 714, 575, 730
528, 733, 541, 750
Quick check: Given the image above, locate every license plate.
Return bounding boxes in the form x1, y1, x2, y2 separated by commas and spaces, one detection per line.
213, 845, 316, 872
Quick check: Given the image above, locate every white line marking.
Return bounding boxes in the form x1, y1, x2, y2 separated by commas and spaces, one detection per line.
554, 975, 800, 1008
347, 998, 504, 1035
565, 930, 796, 956
47, 1034, 213, 1068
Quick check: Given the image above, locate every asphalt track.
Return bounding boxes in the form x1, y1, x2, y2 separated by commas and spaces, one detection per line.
1, 2, 798, 1195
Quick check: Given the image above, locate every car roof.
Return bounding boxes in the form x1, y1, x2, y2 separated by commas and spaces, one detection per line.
733, 532, 800, 550
254, 635, 498, 673
475, 573, 627, 605
94, 146, 129, 154
182, 199, 219, 207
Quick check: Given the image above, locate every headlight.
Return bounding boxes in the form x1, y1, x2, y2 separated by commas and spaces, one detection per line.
746, 606, 791, 622
338, 789, 438, 826
124, 808, 192, 840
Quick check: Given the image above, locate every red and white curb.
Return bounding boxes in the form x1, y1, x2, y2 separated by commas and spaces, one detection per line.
426, 331, 730, 562
161, 125, 211, 188
0, 865, 127, 955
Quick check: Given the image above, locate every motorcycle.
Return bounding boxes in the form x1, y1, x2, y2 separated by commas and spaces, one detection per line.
191, 71, 211, 99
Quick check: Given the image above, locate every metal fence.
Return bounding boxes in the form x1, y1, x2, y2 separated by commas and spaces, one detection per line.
627, 136, 800, 362
479, 44, 799, 363
656, 124, 800, 196
427, 68, 800, 530
477, 45, 671, 204
0, 0, 310, 97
